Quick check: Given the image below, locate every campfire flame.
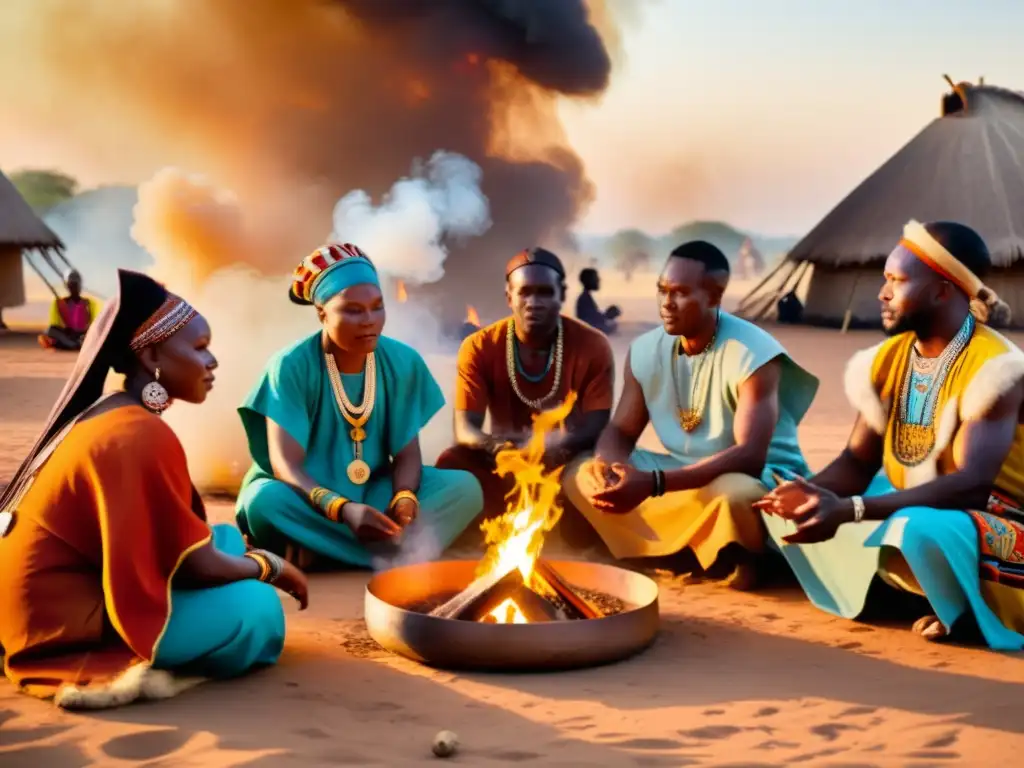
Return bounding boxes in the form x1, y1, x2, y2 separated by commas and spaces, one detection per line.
395, 279, 408, 303
477, 391, 578, 624
466, 305, 481, 327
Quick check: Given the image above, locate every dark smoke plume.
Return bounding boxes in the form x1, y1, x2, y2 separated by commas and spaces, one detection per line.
0, 0, 618, 320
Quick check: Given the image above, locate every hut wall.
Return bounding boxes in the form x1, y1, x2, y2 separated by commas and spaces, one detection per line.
801, 265, 884, 328
802, 264, 1024, 330
0, 245, 25, 309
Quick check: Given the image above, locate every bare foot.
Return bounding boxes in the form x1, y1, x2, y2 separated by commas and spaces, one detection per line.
725, 562, 760, 591
912, 614, 949, 641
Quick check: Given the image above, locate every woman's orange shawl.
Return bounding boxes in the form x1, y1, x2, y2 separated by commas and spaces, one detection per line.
0, 406, 212, 698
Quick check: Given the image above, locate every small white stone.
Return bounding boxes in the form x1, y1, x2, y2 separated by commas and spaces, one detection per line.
432, 730, 459, 758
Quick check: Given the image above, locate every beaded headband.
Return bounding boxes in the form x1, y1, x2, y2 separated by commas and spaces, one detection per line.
130, 294, 197, 351
290, 243, 372, 305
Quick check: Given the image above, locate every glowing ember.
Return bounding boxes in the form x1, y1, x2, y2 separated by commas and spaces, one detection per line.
486, 598, 528, 625
477, 392, 578, 623
395, 279, 408, 303
466, 305, 481, 327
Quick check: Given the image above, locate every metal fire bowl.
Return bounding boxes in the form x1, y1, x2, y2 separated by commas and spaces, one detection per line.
364, 559, 660, 671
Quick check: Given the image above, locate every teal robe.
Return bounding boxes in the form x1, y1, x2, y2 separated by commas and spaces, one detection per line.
235, 333, 482, 568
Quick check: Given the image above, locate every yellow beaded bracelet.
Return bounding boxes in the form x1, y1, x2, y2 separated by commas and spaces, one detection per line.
325, 495, 349, 523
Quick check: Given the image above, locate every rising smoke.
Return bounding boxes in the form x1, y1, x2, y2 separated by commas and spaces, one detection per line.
1, 0, 622, 320
2, 0, 638, 493
135, 153, 492, 493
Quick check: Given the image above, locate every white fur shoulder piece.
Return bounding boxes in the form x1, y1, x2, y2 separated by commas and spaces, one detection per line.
960, 349, 1024, 422
54, 662, 206, 710
844, 342, 888, 434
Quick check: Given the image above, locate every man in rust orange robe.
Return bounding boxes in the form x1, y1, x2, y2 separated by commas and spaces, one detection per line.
436, 248, 614, 541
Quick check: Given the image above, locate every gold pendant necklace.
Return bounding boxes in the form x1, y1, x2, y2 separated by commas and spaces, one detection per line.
672, 323, 718, 433
325, 351, 376, 485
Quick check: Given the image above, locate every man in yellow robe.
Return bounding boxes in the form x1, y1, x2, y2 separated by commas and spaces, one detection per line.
758, 220, 1024, 649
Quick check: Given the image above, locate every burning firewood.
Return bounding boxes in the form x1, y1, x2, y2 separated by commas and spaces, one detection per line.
532, 560, 604, 620
429, 560, 604, 623
429, 562, 521, 621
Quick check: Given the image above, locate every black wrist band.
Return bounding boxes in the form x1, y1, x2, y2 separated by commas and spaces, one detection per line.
651, 469, 666, 497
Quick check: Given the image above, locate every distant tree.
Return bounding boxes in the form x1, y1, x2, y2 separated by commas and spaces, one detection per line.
608, 228, 654, 281
10, 169, 79, 212
666, 220, 746, 261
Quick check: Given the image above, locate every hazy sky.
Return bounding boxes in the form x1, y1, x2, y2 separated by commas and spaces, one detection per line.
2, 1, 1021, 240
562, 0, 1024, 235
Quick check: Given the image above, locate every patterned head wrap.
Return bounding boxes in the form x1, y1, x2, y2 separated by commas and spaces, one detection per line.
289, 243, 379, 306
130, 294, 197, 351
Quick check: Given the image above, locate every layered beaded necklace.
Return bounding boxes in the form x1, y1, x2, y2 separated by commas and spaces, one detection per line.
505, 317, 564, 410
892, 313, 974, 466
324, 351, 376, 484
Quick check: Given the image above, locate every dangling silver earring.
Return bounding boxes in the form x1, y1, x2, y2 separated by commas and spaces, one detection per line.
141, 367, 171, 414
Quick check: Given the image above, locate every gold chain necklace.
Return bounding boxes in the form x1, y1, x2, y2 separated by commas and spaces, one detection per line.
325, 351, 376, 484
505, 317, 564, 410
671, 324, 718, 433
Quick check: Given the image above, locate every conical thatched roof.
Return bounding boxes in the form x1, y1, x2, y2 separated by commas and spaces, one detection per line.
0, 169, 64, 249
788, 81, 1024, 268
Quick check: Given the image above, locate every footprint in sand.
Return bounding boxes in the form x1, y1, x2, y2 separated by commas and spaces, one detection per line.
810, 723, 862, 742
0, 744, 90, 768
679, 725, 743, 740
754, 707, 780, 718
100, 730, 191, 762
0, 709, 20, 728
0, 724, 69, 747
924, 731, 960, 749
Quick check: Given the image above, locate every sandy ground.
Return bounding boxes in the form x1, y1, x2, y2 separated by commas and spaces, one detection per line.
3, 302, 1024, 766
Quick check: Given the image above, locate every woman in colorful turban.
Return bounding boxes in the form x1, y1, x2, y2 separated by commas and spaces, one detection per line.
0, 270, 305, 709
235, 244, 483, 569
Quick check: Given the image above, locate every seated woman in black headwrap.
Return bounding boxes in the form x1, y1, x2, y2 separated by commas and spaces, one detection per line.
0, 270, 307, 709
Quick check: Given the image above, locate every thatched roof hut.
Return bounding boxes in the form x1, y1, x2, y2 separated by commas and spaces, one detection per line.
0, 170, 67, 318
738, 79, 1024, 328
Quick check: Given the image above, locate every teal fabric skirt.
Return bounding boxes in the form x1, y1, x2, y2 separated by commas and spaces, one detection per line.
153, 524, 286, 676
235, 467, 483, 568
764, 474, 1024, 650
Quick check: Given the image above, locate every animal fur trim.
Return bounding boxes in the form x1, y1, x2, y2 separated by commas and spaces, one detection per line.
960, 350, 1024, 422
904, 398, 959, 487
844, 342, 888, 434
54, 662, 206, 710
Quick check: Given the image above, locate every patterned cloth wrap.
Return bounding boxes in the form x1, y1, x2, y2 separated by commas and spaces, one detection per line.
971, 492, 1024, 589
